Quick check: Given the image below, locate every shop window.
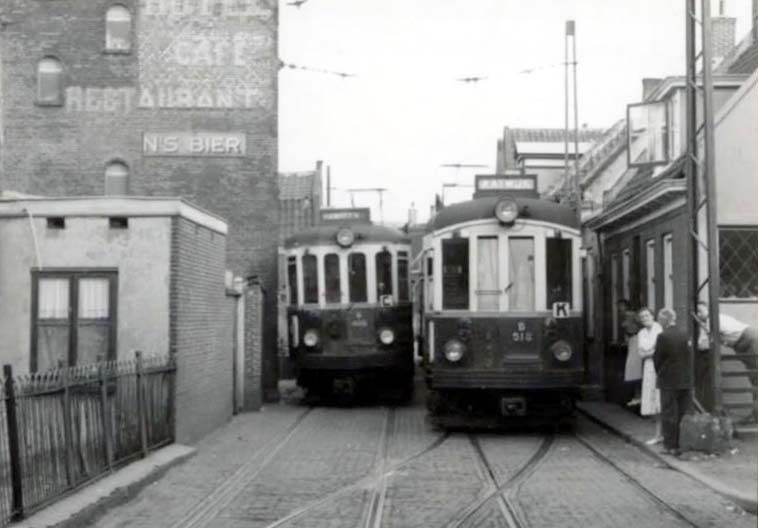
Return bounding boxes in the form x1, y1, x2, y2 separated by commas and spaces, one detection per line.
37, 57, 63, 106
348, 253, 367, 303
32, 271, 117, 372
663, 234, 673, 309
442, 238, 469, 310
477, 236, 499, 311
720, 227, 758, 299
546, 238, 572, 307
610, 253, 619, 342
324, 253, 341, 304
646, 240, 656, 311
105, 161, 129, 195
106, 5, 132, 52
509, 237, 534, 311
622, 248, 631, 301
302, 254, 318, 304
287, 256, 298, 306
397, 251, 409, 302
376, 250, 393, 298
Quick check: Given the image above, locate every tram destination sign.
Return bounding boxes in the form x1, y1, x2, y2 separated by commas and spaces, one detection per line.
320, 208, 371, 224
474, 174, 539, 199
143, 132, 246, 157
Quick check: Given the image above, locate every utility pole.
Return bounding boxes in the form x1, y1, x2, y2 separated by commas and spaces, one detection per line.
685, 0, 725, 417
439, 163, 488, 204
564, 20, 581, 222
346, 187, 388, 224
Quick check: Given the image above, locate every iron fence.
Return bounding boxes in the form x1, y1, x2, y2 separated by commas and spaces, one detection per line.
0, 352, 175, 526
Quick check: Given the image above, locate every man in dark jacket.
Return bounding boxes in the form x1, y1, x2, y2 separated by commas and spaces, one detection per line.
653, 308, 692, 455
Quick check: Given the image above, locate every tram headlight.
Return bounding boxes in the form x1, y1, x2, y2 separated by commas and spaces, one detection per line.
494, 197, 519, 224
551, 340, 573, 362
378, 328, 395, 345
336, 227, 355, 248
304, 329, 320, 348
444, 339, 465, 362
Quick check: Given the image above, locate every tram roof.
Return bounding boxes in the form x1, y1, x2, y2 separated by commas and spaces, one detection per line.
426, 195, 579, 233
283, 223, 410, 249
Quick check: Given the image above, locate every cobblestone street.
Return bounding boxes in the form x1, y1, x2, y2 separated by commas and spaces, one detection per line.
87, 389, 756, 528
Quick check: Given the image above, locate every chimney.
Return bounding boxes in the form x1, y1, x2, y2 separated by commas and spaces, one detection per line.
642, 78, 662, 101
711, 16, 736, 65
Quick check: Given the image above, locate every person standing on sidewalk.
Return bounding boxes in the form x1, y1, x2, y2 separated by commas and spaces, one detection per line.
619, 300, 643, 407
696, 301, 758, 421
637, 307, 663, 444
654, 308, 692, 456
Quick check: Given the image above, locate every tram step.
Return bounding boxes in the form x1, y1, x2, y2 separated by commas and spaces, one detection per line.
722, 369, 758, 377
721, 354, 758, 360
722, 387, 758, 394
723, 402, 756, 410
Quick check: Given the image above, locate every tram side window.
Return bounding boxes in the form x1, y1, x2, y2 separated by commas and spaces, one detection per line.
324, 253, 341, 304
426, 256, 434, 310
303, 254, 318, 304
398, 251, 409, 302
509, 237, 534, 311
376, 250, 393, 298
287, 256, 298, 306
442, 238, 469, 310
546, 238, 573, 307
348, 253, 368, 303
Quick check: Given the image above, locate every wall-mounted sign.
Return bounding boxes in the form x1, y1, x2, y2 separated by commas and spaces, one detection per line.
143, 132, 246, 157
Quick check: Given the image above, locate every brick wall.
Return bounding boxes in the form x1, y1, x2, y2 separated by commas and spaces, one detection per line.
171, 217, 232, 444
243, 280, 264, 411
0, 0, 281, 401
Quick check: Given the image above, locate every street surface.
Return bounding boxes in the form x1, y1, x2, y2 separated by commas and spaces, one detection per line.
91, 389, 755, 528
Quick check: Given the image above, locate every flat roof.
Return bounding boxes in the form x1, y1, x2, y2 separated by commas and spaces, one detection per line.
0, 196, 228, 235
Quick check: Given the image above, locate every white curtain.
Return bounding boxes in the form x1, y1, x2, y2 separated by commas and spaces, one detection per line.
509, 238, 535, 311
38, 278, 69, 319
78, 278, 110, 319
477, 237, 499, 311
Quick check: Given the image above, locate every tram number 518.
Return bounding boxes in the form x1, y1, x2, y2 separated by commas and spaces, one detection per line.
511, 321, 533, 342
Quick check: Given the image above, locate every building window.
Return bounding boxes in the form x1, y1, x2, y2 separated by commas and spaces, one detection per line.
105, 161, 129, 195
348, 253, 367, 303
425, 255, 434, 310
622, 248, 631, 301
442, 238, 469, 310
663, 233, 673, 309
37, 57, 64, 106
32, 271, 117, 372
477, 236, 499, 311
324, 253, 341, 304
287, 256, 298, 306
720, 227, 758, 299
397, 251, 409, 302
646, 240, 656, 311
611, 253, 619, 342
106, 5, 132, 52
509, 237, 534, 311
302, 254, 318, 304
375, 250, 393, 299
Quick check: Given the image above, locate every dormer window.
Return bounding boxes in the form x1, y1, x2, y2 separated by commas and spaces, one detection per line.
627, 100, 669, 167
106, 5, 132, 52
37, 57, 63, 106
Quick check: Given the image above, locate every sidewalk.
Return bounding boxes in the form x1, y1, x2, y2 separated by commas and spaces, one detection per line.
578, 400, 758, 514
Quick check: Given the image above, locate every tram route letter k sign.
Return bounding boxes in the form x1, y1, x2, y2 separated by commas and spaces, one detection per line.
552, 302, 570, 318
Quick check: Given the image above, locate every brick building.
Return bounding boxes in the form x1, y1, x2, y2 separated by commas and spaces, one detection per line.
0, 0, 281, 401
278, 161, 323, 244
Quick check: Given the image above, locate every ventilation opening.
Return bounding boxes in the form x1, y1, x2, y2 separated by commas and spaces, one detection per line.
109, 217, 129, 229
47, 217, 65, 229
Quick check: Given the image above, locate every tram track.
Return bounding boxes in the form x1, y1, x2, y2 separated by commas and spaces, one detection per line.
362, 407, 395, 528
169, 406, 315, 528
264, 412, 450, 528
445, 434, 555, 528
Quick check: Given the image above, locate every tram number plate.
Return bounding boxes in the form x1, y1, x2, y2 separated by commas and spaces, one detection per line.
501, 397, 526, 416
510, 321, 533, 343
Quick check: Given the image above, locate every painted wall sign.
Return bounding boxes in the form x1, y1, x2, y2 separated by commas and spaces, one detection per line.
138, 0, 275, 110
143, 132, 246, 157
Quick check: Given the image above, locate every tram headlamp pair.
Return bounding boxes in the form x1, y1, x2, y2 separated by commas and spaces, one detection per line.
551, 340, 573, 362
378, 328, 395, 345
444, 339, 466, 362
303, 329, 320, 347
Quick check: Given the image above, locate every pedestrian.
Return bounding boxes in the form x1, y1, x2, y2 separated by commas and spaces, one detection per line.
653, 308, 692, 456
619, 299, 643, 407
696, 301, 758, 421
637, 307, 663, 444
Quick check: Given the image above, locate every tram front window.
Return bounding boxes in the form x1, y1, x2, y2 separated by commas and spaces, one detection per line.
546, 238, 572, 306
287, 256, 298, 306
324, 253, 341, 304
398, 251, 409, 302
376, 250, 393, 298
477, 236, 499, 310
509, 237, 534, 311
303, 254, 318, 304
349, 253, 368, 303
442, 238, 469, 310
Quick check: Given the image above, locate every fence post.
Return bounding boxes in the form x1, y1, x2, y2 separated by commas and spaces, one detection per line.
135, 351, 148, 458
98, 358, 114, 471
61, 364, 75, 487
3, 365, 24, 520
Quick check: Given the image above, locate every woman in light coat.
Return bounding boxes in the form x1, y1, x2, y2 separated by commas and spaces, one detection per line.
637, 307, 663, 444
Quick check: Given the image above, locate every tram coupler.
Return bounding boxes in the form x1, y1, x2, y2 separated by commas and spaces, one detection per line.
332, 376, 356, 396
500, 396, 527, 416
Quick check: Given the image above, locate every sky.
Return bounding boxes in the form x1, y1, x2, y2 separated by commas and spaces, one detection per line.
278, 0, 753, 225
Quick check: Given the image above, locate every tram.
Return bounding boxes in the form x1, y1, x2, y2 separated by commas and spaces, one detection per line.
418, 174, 584, 426
283, 208, 414, 399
